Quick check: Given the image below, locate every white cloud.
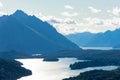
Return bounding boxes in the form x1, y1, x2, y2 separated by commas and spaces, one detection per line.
36, 13, 79, 34
107, 7, 120, 16
83, 17, 120, 32
43, 16, 62, 24
36, 12, 120, 35
88, 6, 101, 13
36, 13, 77, 24
85, 17, 104, 25
65, 5, 74, 10
36, 13, 61, 24
0, 11, 7, 16
61, 12, 78, 17
0, 1, 3, 7
55, 17, 120, 35
58, 17, 120, 35
64, 18, 77, 24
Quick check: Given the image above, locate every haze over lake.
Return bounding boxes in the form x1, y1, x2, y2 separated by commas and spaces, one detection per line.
17, 58, 117, 80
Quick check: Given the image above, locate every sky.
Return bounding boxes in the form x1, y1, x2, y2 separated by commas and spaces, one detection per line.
0, 0, 120, 35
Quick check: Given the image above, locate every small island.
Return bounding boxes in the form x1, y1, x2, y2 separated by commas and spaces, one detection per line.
43, 58, 59, 62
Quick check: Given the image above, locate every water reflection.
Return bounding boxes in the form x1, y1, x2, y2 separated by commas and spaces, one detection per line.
17, 58, 117, 80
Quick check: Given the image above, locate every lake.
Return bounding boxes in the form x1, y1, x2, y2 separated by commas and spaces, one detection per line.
17, 58, 117, 80
81, 47, 113, 50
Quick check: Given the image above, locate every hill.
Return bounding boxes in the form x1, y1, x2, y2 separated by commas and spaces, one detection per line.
66, 29, 120, 47
63, 68, 120, 80
0, 10, 80, 54
0, 58, 32, 80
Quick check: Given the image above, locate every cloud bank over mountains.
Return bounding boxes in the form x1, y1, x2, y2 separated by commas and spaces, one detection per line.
0, 0, 120, 35
36, 6, 120, 35
107, 7, 120, 16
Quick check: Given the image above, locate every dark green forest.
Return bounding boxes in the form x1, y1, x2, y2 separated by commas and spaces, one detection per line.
63, 68, 120, 80
0, 58, 32, 80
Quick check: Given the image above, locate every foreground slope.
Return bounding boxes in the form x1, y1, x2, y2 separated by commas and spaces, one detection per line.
0, 58, 32, 80
63, 68, 120, 80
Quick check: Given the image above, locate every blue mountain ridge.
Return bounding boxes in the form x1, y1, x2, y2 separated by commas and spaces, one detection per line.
66, 29, 120, 47
0, 10, 80, 54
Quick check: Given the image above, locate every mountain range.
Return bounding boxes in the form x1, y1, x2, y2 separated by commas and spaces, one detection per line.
0, 10, 80, 54
66, 29, 120, 47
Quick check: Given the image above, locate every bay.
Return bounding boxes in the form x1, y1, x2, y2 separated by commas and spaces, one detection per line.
17, 58, 117, 80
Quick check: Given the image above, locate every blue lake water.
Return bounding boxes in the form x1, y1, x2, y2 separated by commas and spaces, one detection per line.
81, 47, 113, 50
17, 58, 118, 80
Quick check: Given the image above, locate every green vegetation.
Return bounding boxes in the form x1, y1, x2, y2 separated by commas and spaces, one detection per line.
0, 50, 32, 59
1, 50, 120, 80
63, 68, 120, 80
41, 50, 120, 67
0, 58, 32, 80
62, 50, 120, 70
70, 60, 120, 70
41, 50, 120, 80
43, 58, 59, 62
41, 50, 120, 61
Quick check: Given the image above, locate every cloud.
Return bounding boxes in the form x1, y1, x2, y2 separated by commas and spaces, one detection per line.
0, 11, 7, 16
65, 5, 74, 10
47, 18, 61, 24
61, 12, 78, 17
36, 13, 77, 25
44, 16, 62, 24
107, 7, 120, 16
36, 13, 61, 24
36, 12, 79, 34
85, 17, 104, 26
64, 18, 77, 24
36, 12, 120, 35
53, 24, 79, 35
55, 17, 120, 35
47, 17, 77, 25
0, 1, 3, 7
51, 17, 120, 35
88, 6, 101, 13
84, 17, 120, 31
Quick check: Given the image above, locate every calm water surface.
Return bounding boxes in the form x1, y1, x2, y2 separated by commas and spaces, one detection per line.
17, 58, 117, 80
81, 47, 113, 50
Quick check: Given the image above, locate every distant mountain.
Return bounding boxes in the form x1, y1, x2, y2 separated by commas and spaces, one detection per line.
66, 29, 120, 47
114, 44, 120, 48
0, 10, 80, 54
